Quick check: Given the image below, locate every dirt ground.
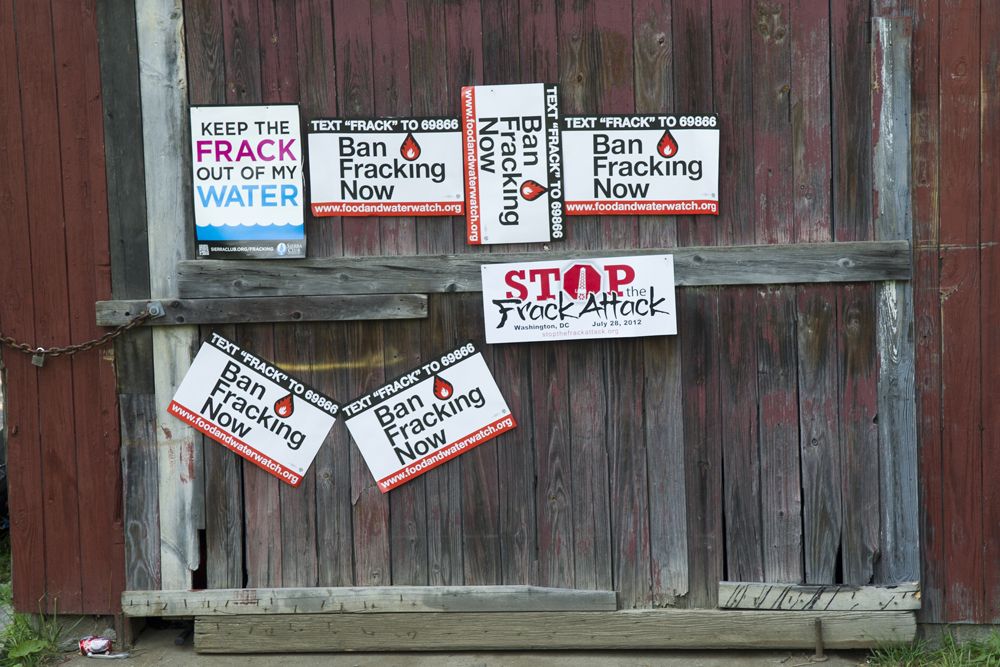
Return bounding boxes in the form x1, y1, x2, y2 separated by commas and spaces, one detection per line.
60, 627, 872, 666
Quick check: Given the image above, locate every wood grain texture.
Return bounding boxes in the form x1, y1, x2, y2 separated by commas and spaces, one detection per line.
137, 0, 201, 590
719, 581, 920, 611
177, 241, 912, 298
871, 17, 919, 585
194, 610, 917, 652
124, 585, 616, 616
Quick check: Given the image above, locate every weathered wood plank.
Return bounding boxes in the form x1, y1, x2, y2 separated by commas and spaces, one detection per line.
796, 286, 842, 584
756, 287, 802, 584
194, 610, 916, 652
96, 295, 428, 326
177, 241, 911, 298
872, 17, 919, 585
122, 586, 617, 616
137, 0, 201, 590
719, 582, 921, 611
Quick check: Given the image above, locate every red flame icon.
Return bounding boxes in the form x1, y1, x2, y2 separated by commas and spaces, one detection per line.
657, 129, 678, 158
520, 180, 547, 201
432, 375, 453, 400
400, 132, 421, 161
274, 393, 294, 418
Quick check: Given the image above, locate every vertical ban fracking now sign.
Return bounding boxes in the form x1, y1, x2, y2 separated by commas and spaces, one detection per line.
191, 104, 305, 259
169, 333, 339, 487
562, 114, 719, 216
342, 343, 515, 492
462, 83, 564, 245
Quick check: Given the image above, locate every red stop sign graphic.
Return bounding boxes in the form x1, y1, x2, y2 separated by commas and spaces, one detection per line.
562, 263, 603, 299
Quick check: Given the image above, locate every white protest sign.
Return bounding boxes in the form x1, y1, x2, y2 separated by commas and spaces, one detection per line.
190, 104, 306, 258
342, 343, 515, 493
562, 114, 719, 216
169, 332, 339, 487
308, 117, 464, 217
461, 83, 564, 245
481, 255, 678, 344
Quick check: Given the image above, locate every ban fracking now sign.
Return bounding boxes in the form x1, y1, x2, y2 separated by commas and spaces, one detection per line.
481, 254, 678, 344
169, 332, 339, 487
342, 343, 515, 492
308, 117, 464, 217
461, 83, 564, 245
190, 104, 306, 259
561, 114, 720, 216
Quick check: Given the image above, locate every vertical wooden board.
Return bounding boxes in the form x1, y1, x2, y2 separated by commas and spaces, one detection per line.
0, 0, 44, 607
420, 297, 463, 586
750, 0, 793, 245
96, 0, 159, 594
137, 0, 201, 590
221, 0, 262, 103
369, 0, 426, 588
605, 339, 652, 608
531, 342, 573, 590
52, 0, 124, 612
938, 251, 983, 620
634, 0, 676, 248
671, 0, 714, 247
710, 0, 752, 247
643, 334, 687, 605
756, 287, 802, 584
790, 0, 832, 243
201, 327, 244, 589
185, 0, 225, 103
838, 284, 880, 585
872, 18, 919, 585
938, 0, 982, 623
237, 325, 282, 588
831, 0, 872, 243
679, 289, 722, 607
296, 0, 340, 256
407, 1, 463, 587
719, 287, 762, 583
796, 286, 841, 585
16, 0, 82, 612
980, 0, 1000, 622
273, 323, 318, 587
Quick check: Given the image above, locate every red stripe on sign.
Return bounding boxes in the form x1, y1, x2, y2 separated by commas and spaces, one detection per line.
311, 201, 465, 217
565, 199, 720, 215
461, 86, 482, 244
168, 400, 303, 488
376, 415, 517, 492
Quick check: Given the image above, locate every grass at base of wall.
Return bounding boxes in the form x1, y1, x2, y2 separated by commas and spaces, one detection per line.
0, 532, 68, 667
870, 632, 1000, 666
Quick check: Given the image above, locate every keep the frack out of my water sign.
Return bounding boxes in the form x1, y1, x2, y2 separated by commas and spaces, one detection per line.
481, 255, 678, 344
191, 104, 305, 259
561, 114, 719, 216
461, 83, 564, 245
169, 332, 339, 487
342, 343, 515, 493
308, 117, 464, 217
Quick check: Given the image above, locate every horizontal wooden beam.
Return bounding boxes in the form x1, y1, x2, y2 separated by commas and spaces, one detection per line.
193, 609, 916, 652
122, 586, 617, 617
95, 294, 428, 326
177, 240, 911, 298
719, 581, 921, 611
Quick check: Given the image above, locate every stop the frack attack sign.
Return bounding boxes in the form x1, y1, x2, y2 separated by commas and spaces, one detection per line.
342, 343, 515, 492
169, 333, 339, 487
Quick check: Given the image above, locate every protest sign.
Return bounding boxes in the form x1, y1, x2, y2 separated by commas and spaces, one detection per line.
461, 83, 564, 244
481, 255, 678, 343
562, 114, 719, 216
190, 104, 306, 258
169, 332, 338, 487
308, 117, 464, 217
342, 343, 515, 492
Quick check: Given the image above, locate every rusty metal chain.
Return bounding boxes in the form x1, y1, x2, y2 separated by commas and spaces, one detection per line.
0, 307, 155, 363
